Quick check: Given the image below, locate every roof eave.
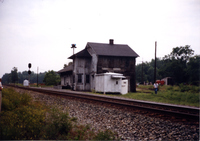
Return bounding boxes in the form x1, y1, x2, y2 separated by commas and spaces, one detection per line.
98, 54, 139, 58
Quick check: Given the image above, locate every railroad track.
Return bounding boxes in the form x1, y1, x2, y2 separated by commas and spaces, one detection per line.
6, 85, 200, 122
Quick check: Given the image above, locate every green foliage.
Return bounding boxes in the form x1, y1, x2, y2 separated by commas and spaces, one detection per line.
120, 85, 199, 107
0, 88, 46, 140
170, 45, 194, 61
0, 88, 117, 140
136, 45, 199, 85
67, 124, 95, 140
186, 55, 200, 85
18, 71, 46, 84
64, 62, 73, 68
179, 83, 200, 93
42, 107, 75, 140
179, 83, 190, 92
2, 71, 46, 84
94, 129, 117, 140
2, 88, 32, 111
167, 86, 173, 91
11, 67, 18, 83
1, 73, 11, 84
43, 70, 60, 86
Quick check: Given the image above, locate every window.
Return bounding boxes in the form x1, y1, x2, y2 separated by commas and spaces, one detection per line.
77, 74, 82, 83
116, 81, 118, 85
86, 75, 90, 83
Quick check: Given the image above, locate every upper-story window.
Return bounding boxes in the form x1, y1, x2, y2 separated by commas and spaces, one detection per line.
77, 74, 82, 83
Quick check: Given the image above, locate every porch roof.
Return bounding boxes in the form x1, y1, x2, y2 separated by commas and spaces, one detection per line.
57, 65, 73, 74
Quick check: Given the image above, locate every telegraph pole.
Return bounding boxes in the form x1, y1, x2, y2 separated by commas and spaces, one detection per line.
71, 44, 76, 90
154, 41, 157, 83
142, 60, 143, 84
37, 67, 39, 87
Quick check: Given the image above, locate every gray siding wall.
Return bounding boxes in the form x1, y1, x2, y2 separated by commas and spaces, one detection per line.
61, 75, 72, 86
87, 46, 98, 90
74, 57, 92, 91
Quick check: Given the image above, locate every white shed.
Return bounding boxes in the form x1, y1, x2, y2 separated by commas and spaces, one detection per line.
23, 79, 29, 86
95, 72, 128, 95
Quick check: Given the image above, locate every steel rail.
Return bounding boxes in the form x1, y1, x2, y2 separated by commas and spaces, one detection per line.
6, 85, 200, 121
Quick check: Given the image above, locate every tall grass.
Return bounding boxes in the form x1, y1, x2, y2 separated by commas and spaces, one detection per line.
0, 88, 117, 140
119, 85, 199, 107
0, 88, 46, 140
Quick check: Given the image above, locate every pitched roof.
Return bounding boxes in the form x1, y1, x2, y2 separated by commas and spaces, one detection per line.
57, 65, 73, 73
87, 42, 139, 57
68, 48, 91, 59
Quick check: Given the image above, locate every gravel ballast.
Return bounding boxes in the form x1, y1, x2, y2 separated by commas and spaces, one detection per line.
15, 88, 199, 140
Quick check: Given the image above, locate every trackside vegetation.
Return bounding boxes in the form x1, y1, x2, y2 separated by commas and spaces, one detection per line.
0, 88, 117, 140
119, 85, 199, 107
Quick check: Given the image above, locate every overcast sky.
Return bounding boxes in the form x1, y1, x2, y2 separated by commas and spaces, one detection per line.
0, 0, 200, 78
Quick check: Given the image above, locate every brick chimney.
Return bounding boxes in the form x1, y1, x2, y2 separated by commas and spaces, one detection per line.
109, 39, 114, 45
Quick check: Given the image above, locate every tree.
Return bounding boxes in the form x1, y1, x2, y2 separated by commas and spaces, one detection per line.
170, 45, 194, 62
2, 70, 46, 84
63, 62, 73, 68
186, 55, 200, 85
43, 70, 60, 86
136, 58, 163, 84
1, 73, 11, 84
162, 45, 194, 84
11, 67, 18, 84
136, 45, 197, 85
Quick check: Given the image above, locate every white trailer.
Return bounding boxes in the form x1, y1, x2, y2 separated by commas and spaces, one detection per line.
95, 72, 128, 95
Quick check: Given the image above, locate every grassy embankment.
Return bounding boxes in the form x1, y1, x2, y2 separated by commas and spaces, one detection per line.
12, 83, 199, 107
0, 88, 117, 140
117, 84, 199, 107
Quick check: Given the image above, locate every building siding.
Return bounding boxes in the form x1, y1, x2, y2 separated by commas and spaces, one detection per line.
97, 56, 136, 92
59, 40, 138, 92
74, 57, 92, 91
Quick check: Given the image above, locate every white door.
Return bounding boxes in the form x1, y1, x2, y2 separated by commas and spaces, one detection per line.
121, 80, 128, 95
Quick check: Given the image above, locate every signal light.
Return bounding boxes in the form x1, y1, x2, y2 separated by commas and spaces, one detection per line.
28, 63, 32, 68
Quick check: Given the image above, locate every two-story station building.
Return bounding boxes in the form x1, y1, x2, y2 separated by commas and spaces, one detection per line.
57, 39, 139, 92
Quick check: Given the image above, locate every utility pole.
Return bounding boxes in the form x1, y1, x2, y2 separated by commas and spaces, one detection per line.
71, 44, 76, 90
142, 60, 143, 84
37, 67, 39, 87
154, 41, 157, 83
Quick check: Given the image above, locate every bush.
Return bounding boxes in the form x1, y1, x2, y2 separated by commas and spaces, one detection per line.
2, 88, 32, 111
0, 89, 46, 140
167, 86, 173, 91
161, 90, 199, 106
178, 83, 199, 93
190, 85, 200, 93
179, 83, 190, 92
0, 106, 46, 140
67, 124, 95, 140
94, 129, 117, 140
41, 107, 76, 140
0, 88, 117, 140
